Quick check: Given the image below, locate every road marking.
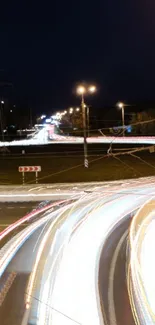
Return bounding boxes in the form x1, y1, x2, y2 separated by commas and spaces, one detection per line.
0, 272, 17, 306
0, 223, 28, 227
2, 205, 36, 209
108, 229, 128, 325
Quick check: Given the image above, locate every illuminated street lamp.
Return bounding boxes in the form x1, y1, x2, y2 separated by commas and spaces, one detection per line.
76, 107, 80, 112
76, 84, 96, 168
77, 86, 86, 98
88, 85, 96, 93
0, 100, 4, 141
118, 102, 125, 137
69, 107, 74, 114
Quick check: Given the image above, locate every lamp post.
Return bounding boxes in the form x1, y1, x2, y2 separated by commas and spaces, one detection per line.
76, 85, 96, 168
118, 102, 125, 136
86, 105, 90, 137
0, 100, 4, 142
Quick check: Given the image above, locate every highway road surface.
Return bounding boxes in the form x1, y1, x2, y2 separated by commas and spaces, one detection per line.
1, 134, 155, 146
37, 179, 155, 325
1, 179, 155, 324
0, 200, 71, 325
0, 202, 38, 232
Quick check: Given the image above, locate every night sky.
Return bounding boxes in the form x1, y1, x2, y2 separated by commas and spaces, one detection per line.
0, 1, 155, 115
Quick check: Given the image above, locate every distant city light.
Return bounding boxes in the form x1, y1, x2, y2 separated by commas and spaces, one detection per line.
41, 115, 46, 119
69, 107, 73, 114
76, 107, 80, 112
1, 100, 4, 104
45, 118, 51, 123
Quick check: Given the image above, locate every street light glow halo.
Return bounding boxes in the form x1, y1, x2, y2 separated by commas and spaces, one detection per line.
77, 85, 86, 95
118, 102, 124, 109
88, 85, 96, 93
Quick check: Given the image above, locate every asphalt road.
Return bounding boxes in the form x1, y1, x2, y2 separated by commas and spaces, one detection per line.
0, 200, 69, 325
0, 202, 40, 248
0, 142, 149, 156
99, 217, 135, 325
0, 225, 46, 325
0, 202, 39, 231
1, 179, 155, 325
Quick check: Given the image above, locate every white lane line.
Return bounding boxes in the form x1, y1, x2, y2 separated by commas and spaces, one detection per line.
108, 230, 128, 325
0, 223, 28, 227
4, 205, 36, 209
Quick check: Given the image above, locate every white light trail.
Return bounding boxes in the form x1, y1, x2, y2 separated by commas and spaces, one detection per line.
2, 179, 155, 325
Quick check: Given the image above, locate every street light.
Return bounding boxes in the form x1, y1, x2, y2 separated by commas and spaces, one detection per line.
0, 101, 4, 141
76, 84, 96, 168
88, 85, 96, 93
118, 102, 125, 137
77, 86, 86, 97
76, 107, 80, 112
69, 107, 74, 114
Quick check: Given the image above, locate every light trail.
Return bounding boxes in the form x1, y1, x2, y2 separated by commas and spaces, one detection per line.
35, 180, 155, 325
2, 178, 155, 324
128, 199, 155, 324
0, 200, 67, 241
1, 134, 155, 146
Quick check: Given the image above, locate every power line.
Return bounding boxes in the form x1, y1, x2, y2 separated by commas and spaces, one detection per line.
25, 292, 82, 325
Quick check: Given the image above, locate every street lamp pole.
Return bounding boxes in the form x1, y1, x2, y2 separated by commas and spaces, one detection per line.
81, 93, 88, 168
118, 102, 125, 136
0, 101, 4, 142
122, 105, 125, 137
77, 84, 96, 168
86, 105, 90, 137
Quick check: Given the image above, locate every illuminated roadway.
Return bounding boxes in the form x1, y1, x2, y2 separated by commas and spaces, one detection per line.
1, 134, 155, 146
0, 200, 71, 325
1, 178, 155, 324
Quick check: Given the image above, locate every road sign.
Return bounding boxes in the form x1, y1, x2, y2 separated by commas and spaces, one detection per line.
18, 166, 41, 184
18, 166, 41, 172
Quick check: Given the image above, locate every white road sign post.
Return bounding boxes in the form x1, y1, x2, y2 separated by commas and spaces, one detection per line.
18, 166, 41, 185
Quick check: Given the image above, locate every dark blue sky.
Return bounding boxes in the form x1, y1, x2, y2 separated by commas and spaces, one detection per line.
0, 0, 155, 113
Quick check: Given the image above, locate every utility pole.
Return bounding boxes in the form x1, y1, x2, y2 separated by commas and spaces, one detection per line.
77, 84, 96, 168
81, 94, 88, 168
0, 100, 4, 141
122, 105, 125, 137
118, 102, 125, 136
86, 105, 90, 137
30, 107, 33, 129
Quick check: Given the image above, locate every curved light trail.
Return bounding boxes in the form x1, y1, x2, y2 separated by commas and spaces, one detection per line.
1, 178, 155, 325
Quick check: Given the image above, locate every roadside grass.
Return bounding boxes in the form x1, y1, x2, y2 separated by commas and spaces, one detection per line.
0, 153, 155, 185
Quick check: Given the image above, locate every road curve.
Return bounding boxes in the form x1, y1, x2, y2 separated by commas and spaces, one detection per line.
1, 178, 155, 324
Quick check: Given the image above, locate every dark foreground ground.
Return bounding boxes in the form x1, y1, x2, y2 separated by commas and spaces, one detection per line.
0, 149, 155, 184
